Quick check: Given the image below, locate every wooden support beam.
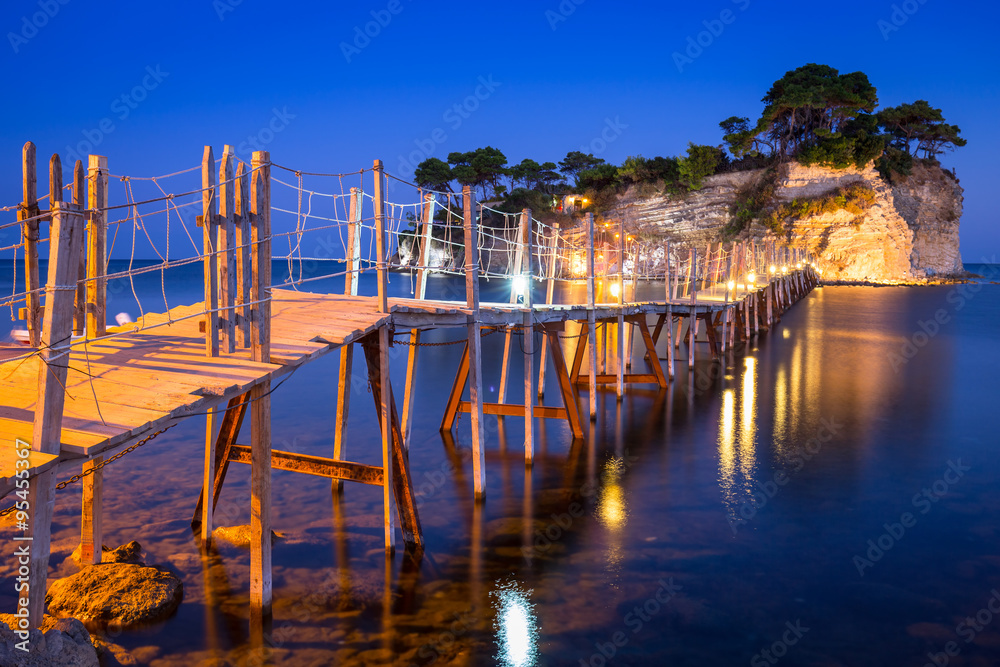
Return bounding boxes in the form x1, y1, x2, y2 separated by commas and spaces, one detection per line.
586, 213, 597, 420
360, 332, 422, 551
86, 154, 107, 339
192, 393, 249, 527
545, 327, 584, 440
28, 200, 84, 627
218, 147, 237, 354
72, 160, 86, 336
21, 142, 41, 347
440, 342, 470, 432
522, 207, 534, 464
80, 455, 103, 565
202, 146, 220, 357
373, 160, 388, 313
378, 326, 395, 551
202, 406, 219, 543
463, 185, 486, 500
333, 189, 363, 483
228, 446, 384, 485
635, 317, 667, 388
537, 221, 558, 399
402, 193, 435, 448
249, 151, 271, 627
616, 216, 625, 400
459, 401, 565, 420
235, 162, 252, 348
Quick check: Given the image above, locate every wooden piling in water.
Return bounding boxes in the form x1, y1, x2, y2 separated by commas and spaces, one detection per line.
586, 213, 597, 420
521, 208, 535, 465
333, 188, 363, 487
463, 185, 486, 500
28, 199, 85, 626
401, 192, 435, 449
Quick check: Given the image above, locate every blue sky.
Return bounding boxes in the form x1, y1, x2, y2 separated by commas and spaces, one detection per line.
2, 0, 997, 260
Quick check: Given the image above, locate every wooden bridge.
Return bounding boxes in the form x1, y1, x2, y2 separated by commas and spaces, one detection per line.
0, 141, 816, 633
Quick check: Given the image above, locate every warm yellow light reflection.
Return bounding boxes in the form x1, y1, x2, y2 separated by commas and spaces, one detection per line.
726, 280, 736, 291
597, 458, 629, 531
491, 580, 539, 667
742, 357, 756, 443
782, 329, 790, 339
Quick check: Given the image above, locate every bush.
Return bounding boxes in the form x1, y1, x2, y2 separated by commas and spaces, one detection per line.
677, 143, 724, 190
875, 146, 913, 183
726, 168, 778, 238
764, 183, 877, 232
498, 188, 555, 215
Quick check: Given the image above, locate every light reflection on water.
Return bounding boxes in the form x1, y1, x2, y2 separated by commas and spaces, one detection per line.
491, 579, 539, 667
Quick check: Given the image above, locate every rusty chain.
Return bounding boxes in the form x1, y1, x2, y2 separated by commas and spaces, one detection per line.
0, 425, 176, 517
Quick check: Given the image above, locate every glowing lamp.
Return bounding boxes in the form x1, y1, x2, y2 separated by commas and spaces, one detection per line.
769, 265, 776, 274
746, 272, 756, 284
512, 275, 528, 296
726, 280, 736, 291
781, 266, 788, 274
610, 282, 621, 298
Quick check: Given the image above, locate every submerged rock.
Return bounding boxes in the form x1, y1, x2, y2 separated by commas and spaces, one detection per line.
0, 614, 99, 666
46, 563, 183, 627
90, 635, 138, 666
69, 541, 144, 567
212, 524, 283, 549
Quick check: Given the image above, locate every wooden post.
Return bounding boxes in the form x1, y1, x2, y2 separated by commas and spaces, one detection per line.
249, 150, 272, 625
498, 209, 529, 404
401, 192, 433, 449
333, 188, 363, 480
373, 160, 388, 313
235, 162, 252, 348
586, 213, 597, 420
688, 248, 697, 369
616, 217, 625, 400
86, 154, 108, 339
521, 208, 534, 464
72, 160, 86, 336
202, 406, 218, 543
219, 147, 237, 354
20, 142, 41, 347
202, 146, 220, 357
28, 200, 84, 627
79, 456, 103, 565
463, 185, 486, 500
378, 325, 396, 552
664, 242, 675, 378
537, 221, 559, 399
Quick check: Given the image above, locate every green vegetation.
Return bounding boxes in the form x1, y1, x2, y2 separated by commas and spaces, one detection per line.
763, 184, 878, 234
411, 63, 965, 225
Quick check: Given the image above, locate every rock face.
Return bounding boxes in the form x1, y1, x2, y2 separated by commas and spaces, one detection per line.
610, 161, 964, 282
890, 162, 964, 276
0, 614, 99, 667
46, 563, 183, 628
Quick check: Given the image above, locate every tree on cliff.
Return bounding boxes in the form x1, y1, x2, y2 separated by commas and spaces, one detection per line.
414, 157, 454, 192
559, 151, 606, 185
447, 147, 509, 199
877, 100, 967, 158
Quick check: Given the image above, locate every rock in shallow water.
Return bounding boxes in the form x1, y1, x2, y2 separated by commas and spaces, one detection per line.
69, 541, 144, 567
45, 563, 183, 627
0, 614, 99, 667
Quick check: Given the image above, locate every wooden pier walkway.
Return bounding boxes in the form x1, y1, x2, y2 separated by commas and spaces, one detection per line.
0, 142, 817, 634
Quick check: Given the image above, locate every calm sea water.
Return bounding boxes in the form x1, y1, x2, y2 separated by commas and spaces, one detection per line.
1, 261, 999, 666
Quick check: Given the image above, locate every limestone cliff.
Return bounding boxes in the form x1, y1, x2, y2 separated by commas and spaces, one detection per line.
609, 161, 964, 282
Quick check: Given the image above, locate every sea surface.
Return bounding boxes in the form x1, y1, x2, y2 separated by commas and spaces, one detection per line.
1, 260, 999, 666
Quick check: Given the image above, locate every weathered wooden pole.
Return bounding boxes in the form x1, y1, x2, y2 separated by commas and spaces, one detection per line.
463, 185, 486, 500
378, 324, 396, 553
688, 248, 697, 369
401, 192, 435, 449
235, 162, 252, 348
333, 188, 363, 487
202, 405, 218, 544
72, 160, 86, 336
86, 154, 108, 339
586, 213, 597, 420
202, 146, 220, 357
664, 242, 675, 378
20, 142, 41, 347
27, 200, 84, 626
521, 208, 535, 465
249, 151, 272, 626
79, 455, 103, 565
218, 146, 237, 354
498, 210, 530, 404
537, 221, 558, 399
373, 160, 389, 313
721, 250, 732, 355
